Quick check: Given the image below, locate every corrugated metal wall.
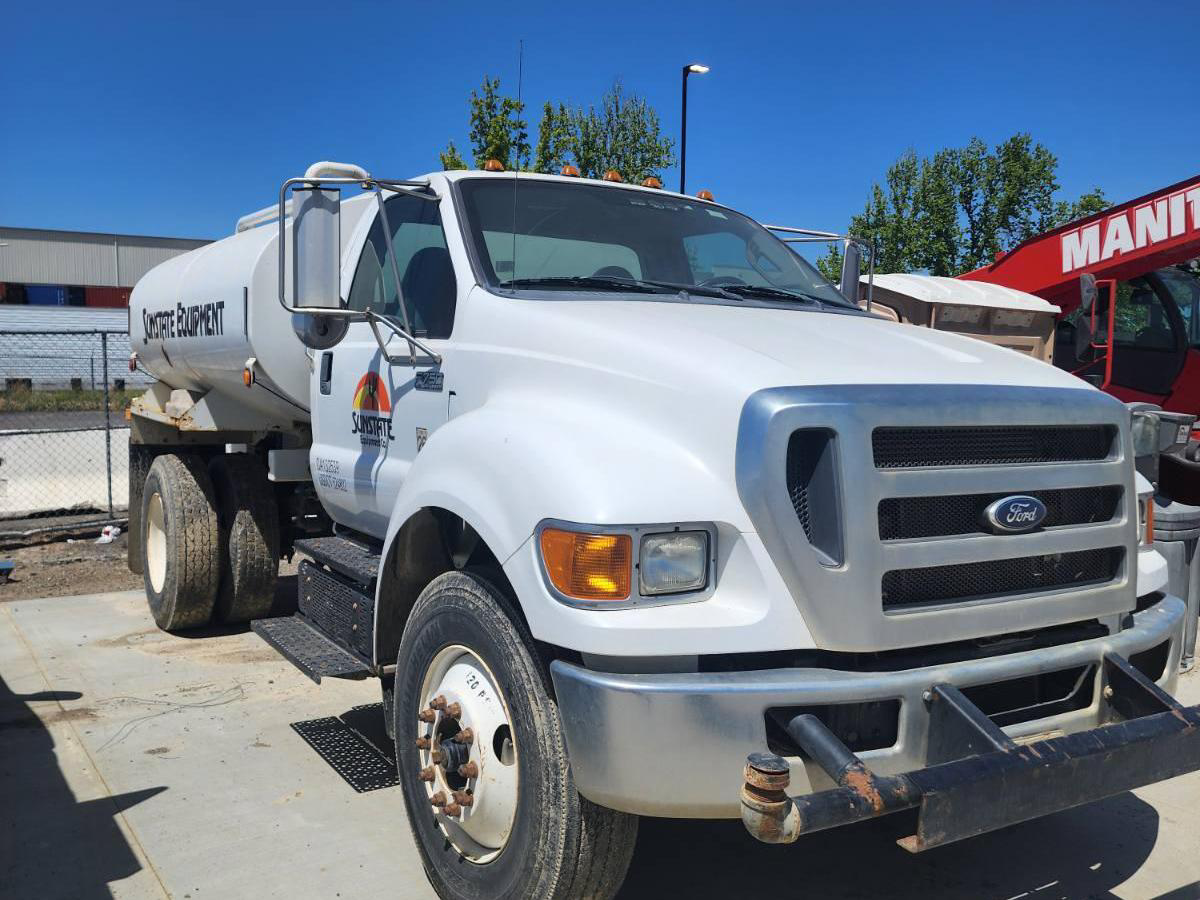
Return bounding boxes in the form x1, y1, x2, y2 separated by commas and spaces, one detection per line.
0, 227, 210, 287
0, 307, 127, 331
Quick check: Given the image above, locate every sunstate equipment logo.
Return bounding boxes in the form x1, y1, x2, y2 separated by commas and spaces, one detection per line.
351, 372, 395, 447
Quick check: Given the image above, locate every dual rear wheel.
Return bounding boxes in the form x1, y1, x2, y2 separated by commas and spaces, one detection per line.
140, 451, 279, 632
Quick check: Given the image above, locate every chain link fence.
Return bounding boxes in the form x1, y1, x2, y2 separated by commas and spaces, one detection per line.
0, 330, 154, 539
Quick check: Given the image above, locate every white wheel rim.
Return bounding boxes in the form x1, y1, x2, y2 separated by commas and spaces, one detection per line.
416, 644, 519, 863
146, 491, 167, 594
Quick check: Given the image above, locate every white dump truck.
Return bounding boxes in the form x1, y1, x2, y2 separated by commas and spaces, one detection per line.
127, 162, 1200, 900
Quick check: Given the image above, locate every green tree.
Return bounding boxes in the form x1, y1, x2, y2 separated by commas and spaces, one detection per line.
464, 76, 529, 170
570, 83, 674, 183
445, 80, 674, 182
821, 134, 1108, 277
533, 102, 574, 174
439, 140, 467, 171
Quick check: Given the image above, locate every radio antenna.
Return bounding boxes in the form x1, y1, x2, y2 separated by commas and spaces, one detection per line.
510, 40, 524, 282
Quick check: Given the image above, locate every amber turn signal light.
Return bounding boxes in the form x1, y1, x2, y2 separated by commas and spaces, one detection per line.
540, 528, 632, 601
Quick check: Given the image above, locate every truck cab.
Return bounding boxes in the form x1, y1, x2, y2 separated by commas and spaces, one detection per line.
126, 163, 1200, 900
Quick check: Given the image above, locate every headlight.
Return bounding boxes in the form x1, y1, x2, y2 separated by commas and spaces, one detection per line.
537, 521, 714, 607
1131, 411, 1160, 458
639, 531, 709, 595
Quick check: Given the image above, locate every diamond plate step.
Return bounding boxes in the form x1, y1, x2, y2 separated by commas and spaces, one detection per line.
295, 535, 381, 587
251, 615, 372, 683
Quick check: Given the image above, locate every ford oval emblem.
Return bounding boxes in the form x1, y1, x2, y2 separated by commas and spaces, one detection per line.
983, 495, 1048, 534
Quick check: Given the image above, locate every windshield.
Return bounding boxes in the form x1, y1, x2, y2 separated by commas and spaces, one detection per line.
457, 177, 854, 309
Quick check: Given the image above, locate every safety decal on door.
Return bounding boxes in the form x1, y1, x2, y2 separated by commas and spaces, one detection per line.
351, 372, 395, 447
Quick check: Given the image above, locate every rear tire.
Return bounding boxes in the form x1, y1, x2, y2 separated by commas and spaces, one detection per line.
209, 454, 280, 624
394, 571, 638, 900
127, 444, 156, 575
141, 453, 220, 632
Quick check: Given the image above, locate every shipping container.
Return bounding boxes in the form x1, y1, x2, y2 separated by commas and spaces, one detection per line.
26, 284, 68, 306
84, 286, 131, 308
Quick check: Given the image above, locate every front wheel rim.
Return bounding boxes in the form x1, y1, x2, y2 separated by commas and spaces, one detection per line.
145, 490, 167, 593
414, 644, 519, 863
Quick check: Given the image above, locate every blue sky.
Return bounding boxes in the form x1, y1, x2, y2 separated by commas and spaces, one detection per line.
4, 0, 1197, 241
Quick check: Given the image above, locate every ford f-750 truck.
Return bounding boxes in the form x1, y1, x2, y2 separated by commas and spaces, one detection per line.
126, 161, 1200, 900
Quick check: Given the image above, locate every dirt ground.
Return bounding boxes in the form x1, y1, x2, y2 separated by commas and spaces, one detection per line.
0, 532, 143, 602
0, 533, 300, 603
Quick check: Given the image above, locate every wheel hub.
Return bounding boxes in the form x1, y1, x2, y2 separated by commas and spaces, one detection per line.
416, 645, 518, 863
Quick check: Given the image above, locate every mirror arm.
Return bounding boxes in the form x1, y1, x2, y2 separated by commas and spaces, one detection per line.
365, 310, 442, 367
373, 189, 417, 364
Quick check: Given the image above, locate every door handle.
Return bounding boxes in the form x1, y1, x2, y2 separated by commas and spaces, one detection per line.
319, 351, 334, 395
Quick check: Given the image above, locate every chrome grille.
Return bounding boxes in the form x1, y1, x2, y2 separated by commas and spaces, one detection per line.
736, 384, 1136, 652
872, 425, 1116, 469
882, 547, 1125, 610
878, 486, 1122, 540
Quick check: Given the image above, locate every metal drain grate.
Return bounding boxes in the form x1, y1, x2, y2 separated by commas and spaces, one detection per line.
292, 712, 398, 793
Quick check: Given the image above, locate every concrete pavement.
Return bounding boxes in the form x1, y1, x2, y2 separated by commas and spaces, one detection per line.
2, 589, 1198, 899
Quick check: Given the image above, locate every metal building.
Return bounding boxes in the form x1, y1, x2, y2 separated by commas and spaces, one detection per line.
0, 226, 210, 311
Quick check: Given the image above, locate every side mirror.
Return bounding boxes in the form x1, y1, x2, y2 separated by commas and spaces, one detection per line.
840, 240, 862, 302
292, 186, 342, 310
1079, 273, 1097, 314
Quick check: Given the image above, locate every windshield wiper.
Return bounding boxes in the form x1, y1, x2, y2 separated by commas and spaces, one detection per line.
499, 275, 669, 294
716, 284, 849, 308
498, 275, 733, 300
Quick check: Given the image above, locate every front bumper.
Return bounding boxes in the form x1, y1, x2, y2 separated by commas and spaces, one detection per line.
549, 594, 1186, 818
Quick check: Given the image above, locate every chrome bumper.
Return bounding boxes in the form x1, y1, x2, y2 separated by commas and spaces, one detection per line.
549, 595, 1184, 818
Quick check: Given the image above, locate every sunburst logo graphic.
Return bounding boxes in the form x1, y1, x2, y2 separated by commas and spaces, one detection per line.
351, 371, 394, 447
353, 372, 391, 413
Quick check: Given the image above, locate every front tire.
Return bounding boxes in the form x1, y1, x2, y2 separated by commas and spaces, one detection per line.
394, 571, 637, 900
141, 453, 220, 632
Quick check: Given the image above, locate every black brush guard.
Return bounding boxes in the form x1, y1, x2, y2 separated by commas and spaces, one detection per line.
740, 653, 1200, 851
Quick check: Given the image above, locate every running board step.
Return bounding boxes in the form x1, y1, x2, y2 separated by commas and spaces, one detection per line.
295, 535, 381, 587
252, 615, 372, 683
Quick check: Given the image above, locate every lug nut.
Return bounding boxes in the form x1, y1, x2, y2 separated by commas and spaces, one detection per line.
430, 750, 446, 764
458, 761, 479, 778
445, 702, 462, 718
430, 695, 448, 711
418, 709, 436, 723
417, 767, 436, 782
443, 802, 462, 816
452, 790, 474, 807
415, 737, 431, 750
429, 791, 447, 807
453, 728, 474, 744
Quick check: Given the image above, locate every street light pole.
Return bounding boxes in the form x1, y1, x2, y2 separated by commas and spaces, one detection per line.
680, 63, 709, 194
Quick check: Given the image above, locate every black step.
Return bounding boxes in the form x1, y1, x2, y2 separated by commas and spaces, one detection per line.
298, 560, 374, 660
295, 535, 380, 587
252, 615, 372, 683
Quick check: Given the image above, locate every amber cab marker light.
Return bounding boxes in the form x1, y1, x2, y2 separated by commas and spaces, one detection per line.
696, 189, 714, 201
602, 170, 624, 183
561, 164, 580, 177
642, 176, 663, 189
540, 528, 632, 602
483, 159, 505, 172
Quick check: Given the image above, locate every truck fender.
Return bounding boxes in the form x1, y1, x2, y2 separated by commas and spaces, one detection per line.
371, 400, 745, 665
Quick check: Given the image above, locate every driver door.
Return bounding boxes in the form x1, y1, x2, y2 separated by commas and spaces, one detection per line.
310, 194, 457, 537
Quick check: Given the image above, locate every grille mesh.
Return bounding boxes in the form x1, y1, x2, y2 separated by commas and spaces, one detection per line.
878, 486, 1122, 540
881, 547, 1124, 610
873, 425, 1115, 469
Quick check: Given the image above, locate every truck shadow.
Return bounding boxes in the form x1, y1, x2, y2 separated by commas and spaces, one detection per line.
0, 674, 165, 899
621, 792, 1168, 899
